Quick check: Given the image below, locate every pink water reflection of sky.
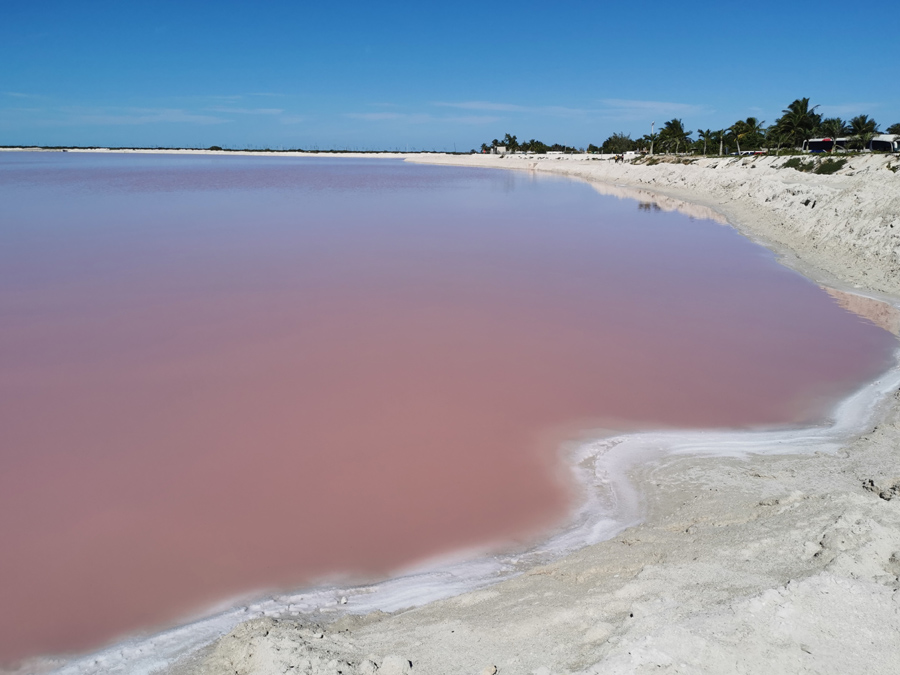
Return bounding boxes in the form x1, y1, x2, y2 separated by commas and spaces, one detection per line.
0, 154, 895, 663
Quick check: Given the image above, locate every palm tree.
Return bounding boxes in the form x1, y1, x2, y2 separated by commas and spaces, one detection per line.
848, 115, 879, 150
775, 98, 821, 149
698, 129, 713, 156
727, 118, 765, 155
744, 117, 766, 149
502, 133, 519, 153
712, 129, 724, 155
728, 125, 741, 155
635, 134, 655, 153
820, 118, 849, 153
658, 119, 693, 155
765, 125, 791, 155
820, 117, 849, 138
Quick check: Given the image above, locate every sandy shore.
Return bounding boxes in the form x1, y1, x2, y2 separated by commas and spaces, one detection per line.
7, 151, 900, 675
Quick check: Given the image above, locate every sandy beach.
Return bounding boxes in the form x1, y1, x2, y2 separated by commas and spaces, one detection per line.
6, 150, 900, 675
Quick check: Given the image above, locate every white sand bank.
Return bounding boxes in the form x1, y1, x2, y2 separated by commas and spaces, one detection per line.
7, 152, 900, 675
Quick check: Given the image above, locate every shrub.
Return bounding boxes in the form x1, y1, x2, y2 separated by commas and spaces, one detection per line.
208, 145, 223, 151
782, 157, 814, 172
815, 158, 847, 175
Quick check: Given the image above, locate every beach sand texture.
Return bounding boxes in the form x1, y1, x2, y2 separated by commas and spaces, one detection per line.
5, 151, 900, 675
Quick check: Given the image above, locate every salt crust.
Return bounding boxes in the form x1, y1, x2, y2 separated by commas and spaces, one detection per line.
6, 151, 900, 675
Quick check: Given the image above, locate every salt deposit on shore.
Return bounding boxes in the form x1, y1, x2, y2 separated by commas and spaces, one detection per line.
5, 151, 900, 675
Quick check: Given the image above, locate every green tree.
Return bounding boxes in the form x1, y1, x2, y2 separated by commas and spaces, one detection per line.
887, 123, 900, 135
634, 134, 654, 153
774, 98, 821, 148
819, 118, 849, 153
726, 125, 741, 154
502, 133, 519, 153
521, 138, 549, 153
820, 117, 849, 138
727, 119, 765, 154
734, 117, 766, 151
714, 129, 727, 155
601, 132, 636, 154
697, 129, 714, 155
658, 119, 693, 154
848, 115, 880, 150
764, 125, 793, 155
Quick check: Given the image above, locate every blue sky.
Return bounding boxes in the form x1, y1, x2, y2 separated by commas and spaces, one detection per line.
2, 0, 898, 150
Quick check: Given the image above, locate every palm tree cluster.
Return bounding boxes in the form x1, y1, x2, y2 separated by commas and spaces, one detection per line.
479, 102, 898, 157
479, 133, 578, 154
480, 133, 520, 153
586, 99, 898, 156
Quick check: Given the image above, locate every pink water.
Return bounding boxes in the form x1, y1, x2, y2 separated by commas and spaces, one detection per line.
0, 153, 895, 663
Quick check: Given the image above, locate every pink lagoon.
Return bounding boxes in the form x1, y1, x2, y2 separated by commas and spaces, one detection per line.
0, 152, 895, 663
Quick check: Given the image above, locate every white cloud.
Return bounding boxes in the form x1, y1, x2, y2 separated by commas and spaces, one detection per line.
194, 93, 284, 102
345, 112, 408, 120
433, 101, 590, 116
432, 99, 709, 120
598, 99, 709, 118
818, 102, 879, 117
207, 107, 284, 115
344, 111, 499, 125
444, 115, 501, 125
68, 107, 229, 126
434, 101, 529, 112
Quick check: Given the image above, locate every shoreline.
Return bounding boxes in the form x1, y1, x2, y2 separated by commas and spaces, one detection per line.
7, 145, 897, 295
405, 152, 900, 299
6, 151, 900, 675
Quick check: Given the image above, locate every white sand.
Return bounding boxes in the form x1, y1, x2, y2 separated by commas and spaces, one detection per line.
6, 151, 900, 675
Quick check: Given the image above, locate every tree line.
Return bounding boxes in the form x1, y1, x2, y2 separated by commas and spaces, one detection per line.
479, 134, 578, 154
478, 99, 900, 155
